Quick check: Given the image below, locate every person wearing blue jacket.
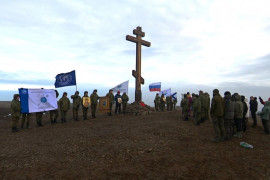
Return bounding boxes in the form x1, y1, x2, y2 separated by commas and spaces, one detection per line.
114, 91, 122, 114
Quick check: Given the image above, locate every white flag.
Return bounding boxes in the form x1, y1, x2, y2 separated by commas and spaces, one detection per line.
111, 80, 129, 94
19, 88, 58, 113
159, 88, 171, 97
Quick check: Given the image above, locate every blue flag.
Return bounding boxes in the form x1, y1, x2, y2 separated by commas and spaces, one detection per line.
172, 92, 177, 101
54, 70, 76, 88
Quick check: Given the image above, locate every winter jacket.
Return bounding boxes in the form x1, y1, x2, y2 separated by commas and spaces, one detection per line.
59, 96, 70, 111
249, 99, 258, 112
154, 95, 160, 104
90, 93, 99, 105
224, 94, 235, 119
11, 96, 21, 118
181, 95, 189, 112
257, 101, 270, 120
114, 94, 122, 105
121, 93, 129, 104
106, 92, 114, 104
210, 93, 224, 117
234, 95, 243, 119
71, 94, 81, 108
193, 98, 201, 116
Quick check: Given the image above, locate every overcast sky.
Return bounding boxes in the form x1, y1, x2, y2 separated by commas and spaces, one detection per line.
1, 0, 270, 105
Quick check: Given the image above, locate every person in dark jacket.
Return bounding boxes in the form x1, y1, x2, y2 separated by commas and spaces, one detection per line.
249, 96, 258, 127
224, 91, 235, 140
114, 91, 122, 114
241, 95, 248, 132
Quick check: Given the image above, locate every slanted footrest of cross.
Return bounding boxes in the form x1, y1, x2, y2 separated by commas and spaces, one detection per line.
132, 70, 144, 84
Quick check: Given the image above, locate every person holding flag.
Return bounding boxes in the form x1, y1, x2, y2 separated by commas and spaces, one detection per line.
71, 91, 81, 121
59, 92, 70, 123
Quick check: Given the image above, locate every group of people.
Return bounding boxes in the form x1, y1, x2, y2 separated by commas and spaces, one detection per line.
154, 93, 177, 112
10, 89, 129, 132
180, 89, 269, 143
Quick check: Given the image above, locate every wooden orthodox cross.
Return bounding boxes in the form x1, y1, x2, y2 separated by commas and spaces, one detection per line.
126, 26, 151, 102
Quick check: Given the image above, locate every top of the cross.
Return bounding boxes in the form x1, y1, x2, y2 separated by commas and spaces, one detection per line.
133, 26, 145, 37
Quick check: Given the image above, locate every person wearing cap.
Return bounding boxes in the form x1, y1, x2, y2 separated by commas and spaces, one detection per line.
11, 94, 21, 132
114, 91, 122, 114
82, 91, 89, 120
50, 90, 59, 124
106, 89, 114, 116
90, 89, 99, 118
71, 91, 81, 121
121, 92, 129, 114
210, 89, 225, 142
59, 92, 70, 123
234, 93, 244, 138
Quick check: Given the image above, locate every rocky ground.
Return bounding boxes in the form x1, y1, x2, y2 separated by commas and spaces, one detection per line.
0, 101, 269, 179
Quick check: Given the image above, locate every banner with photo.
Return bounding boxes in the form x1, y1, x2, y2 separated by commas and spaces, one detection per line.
82, 97, 91, 107
98, 96, 110, 113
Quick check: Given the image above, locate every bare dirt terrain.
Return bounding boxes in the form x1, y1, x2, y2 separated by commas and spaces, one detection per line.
0, 101, 269, 180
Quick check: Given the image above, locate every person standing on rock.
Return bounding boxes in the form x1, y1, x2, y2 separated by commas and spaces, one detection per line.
11, 94, 21, 132
210, 89, 225, 142
59, 92, 70, 123
90, 89, 99, 118
71, 91, 81, 121
154, 93, 160, 111
114, 91, 122, 114
106, 89, 114, 116
121, 92, 129, 114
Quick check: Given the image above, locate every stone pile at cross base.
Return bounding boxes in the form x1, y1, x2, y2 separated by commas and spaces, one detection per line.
126, 102, 155, 115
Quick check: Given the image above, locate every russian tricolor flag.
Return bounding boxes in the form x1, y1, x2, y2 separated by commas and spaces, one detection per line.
149, 82, 161, 92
